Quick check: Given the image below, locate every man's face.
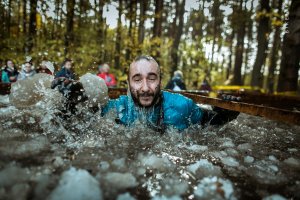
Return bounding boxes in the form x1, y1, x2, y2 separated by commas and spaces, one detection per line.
129, 59, 161, 107
24, 63, 32, 72
7, 61, 14, 68
65, 61, 72, 70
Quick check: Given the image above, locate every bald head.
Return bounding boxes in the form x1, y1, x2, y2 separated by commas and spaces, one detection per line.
129, 55, 160, 79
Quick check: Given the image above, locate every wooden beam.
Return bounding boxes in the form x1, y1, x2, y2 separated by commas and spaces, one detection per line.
181, 92, 300, 126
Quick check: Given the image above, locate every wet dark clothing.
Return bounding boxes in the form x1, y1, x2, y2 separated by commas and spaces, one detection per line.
3, 67, 19, 82
55, 68, 75, 80
165, 77, 186, 91
200, 80, 212, 92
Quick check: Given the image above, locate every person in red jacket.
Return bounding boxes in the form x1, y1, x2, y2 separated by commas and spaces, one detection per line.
97, 63, 117, 88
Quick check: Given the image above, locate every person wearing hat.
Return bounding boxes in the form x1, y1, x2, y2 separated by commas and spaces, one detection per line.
36, 60, 54, 75
97, 63, 117, 88
18, 62, 36, 80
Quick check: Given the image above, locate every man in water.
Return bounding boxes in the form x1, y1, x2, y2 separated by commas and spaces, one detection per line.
52, 55, 239, 132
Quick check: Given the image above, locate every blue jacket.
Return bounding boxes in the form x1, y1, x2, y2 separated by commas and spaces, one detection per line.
55, 68, 75, 80
1, 71, 10, 83
102, 91, 203, 131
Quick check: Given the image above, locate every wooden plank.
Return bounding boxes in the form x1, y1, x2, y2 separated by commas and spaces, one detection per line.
181, 92, 300, 126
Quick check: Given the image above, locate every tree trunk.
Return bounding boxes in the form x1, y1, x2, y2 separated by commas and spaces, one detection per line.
242, 0, 254, 83
267, 0, 283, 93
98, 0, 105, 61
210, 0, 221, 67
151, 0, 163, 61
226, 29, 235, 80
6, 0, 12, 38
138, 1, 148, 45
277, 0, 300, 92
125, 0, 137, 61
64, 0, 75, 56
170, 0, 185, 75
251, 0, 271, 87
153, 0, 163, 38
232, 0, 246, 85
17, 0, 21, 37
79, 0, 84, 28
0, 1, 5, 41
26, 0, 37, 53
114, 0, 122, 69
22, 0, 27, 34
51, 0, 60, 39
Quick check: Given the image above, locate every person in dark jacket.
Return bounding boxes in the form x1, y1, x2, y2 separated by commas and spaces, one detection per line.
165, 70, 186, 91
55, 58, 75, 80
52, 55, 239, 132
3, 59, 19, 83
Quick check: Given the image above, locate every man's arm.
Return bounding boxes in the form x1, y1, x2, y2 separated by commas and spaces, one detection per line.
200, 95, 240, 126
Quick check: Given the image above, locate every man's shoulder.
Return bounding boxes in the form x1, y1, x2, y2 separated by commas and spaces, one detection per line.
162, 91, 193, 106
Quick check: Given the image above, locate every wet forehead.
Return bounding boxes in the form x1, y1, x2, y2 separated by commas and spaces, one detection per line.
129, 60, 159, 78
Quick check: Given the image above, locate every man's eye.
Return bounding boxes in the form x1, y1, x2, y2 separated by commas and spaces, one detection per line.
133, 78, 142, 82
148, 76, 157, 81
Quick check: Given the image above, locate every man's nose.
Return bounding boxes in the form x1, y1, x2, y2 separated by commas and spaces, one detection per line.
141, 79, 150, 92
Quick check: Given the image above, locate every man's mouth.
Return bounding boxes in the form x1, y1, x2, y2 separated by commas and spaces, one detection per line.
138, 93, 154, 102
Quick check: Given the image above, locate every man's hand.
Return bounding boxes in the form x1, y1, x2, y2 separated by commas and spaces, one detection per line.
201, 94, 241, 126
51, 78, 88, 115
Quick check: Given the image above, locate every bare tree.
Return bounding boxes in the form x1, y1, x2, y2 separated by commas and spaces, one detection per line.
151, 0, 163, 61
138, 1, 148, 45
251, 0, 271, 87
232, 0, 246, 85
267, 0, 283, 93
277, 0, 300, 92
114, 0, 123, 69
170, 0, 185, 75
25, 0, 37, 53
64, 0, 75, 56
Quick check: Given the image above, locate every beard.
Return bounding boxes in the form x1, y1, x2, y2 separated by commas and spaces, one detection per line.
130, 85, 161, 108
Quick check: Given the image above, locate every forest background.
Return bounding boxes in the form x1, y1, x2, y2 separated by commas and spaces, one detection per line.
0, 0, 299, 94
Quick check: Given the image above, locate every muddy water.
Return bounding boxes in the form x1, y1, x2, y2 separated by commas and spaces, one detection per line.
0, 94, 299, 200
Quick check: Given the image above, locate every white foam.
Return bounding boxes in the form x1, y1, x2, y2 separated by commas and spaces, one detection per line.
48, 167, 102, 200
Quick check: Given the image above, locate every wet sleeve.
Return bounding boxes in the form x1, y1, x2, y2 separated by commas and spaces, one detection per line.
201, 107, 239, 126
101, 99, 117, 116
188, 100, 204, 125
1, 72, 10, 83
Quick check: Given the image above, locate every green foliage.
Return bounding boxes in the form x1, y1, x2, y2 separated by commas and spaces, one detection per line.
0, 0, 295, 92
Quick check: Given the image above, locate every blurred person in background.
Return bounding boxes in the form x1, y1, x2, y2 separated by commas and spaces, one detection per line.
3, 59, 19, 83
165, 70, 186, 91
55, 58, 75, 80
18, 61, 36, 80
97, 63, 117, 88
36, 60, 54, 75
